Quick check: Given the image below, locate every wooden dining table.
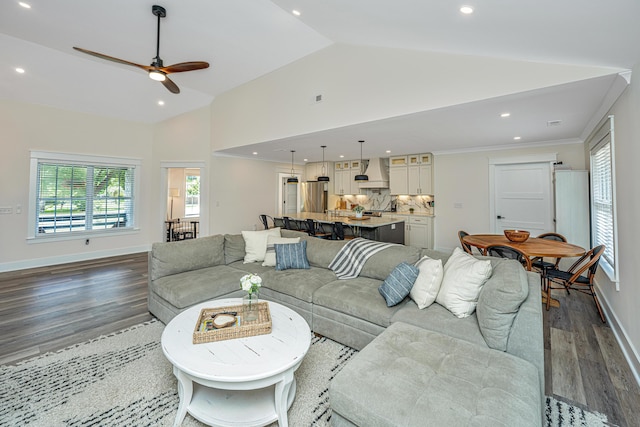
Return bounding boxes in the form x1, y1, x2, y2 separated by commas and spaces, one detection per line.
462, 234, 586, 308
462, 234, 586, 258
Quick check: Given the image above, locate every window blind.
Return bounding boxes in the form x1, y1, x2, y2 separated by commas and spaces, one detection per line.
591, 140, 614, 267
35, 161, 135, 236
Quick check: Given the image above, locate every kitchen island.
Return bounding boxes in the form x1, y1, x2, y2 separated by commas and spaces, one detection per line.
275, 212, 405, 244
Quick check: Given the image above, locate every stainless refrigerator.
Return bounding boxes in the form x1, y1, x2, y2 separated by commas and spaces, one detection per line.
300, 182, 328, 213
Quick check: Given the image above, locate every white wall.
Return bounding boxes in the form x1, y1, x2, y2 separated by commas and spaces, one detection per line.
433, 142, 587, 253
592, 62, 640, 380
211, 43, 623, 149
0, 100, 154, 271
209, 156, 295, 234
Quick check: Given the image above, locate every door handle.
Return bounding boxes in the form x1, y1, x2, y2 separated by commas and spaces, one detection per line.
497, 215, 504, 219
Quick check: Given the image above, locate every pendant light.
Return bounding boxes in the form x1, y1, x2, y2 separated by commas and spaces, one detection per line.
287, 150, 299, 183
354, 140, 368, 181
318, 145, 330, 182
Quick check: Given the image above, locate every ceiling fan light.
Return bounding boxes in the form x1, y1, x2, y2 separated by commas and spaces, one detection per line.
149, 70, 166, 81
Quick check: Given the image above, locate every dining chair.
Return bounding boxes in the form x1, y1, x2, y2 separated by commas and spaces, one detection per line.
545, 245, 606, 322
486, 244, 532, 271
531, 232, 567, 290
258, 214, 275, 230
458, 230, 484, 255
304, 219, 331, 239
332, 222, 356, 240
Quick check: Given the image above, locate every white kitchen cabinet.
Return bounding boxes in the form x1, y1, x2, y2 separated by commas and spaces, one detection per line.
555, 170, 589, 250
407, 153, 433, 195
334, 161, 358, 195
389, 153, 432, 195
406, 215, 433, 248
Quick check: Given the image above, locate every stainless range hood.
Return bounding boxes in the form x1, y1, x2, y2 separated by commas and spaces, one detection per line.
358, 158, 389, 188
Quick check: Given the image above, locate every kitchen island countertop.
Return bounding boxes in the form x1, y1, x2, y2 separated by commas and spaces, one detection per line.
280, 212, 405, 228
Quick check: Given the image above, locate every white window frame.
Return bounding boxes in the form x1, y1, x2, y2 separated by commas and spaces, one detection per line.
28, 151, 141, 242
589, 116, 619, 283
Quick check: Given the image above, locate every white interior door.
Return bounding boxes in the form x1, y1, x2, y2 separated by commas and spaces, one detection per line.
493, 162, 553, 235
283, 179, 298, 215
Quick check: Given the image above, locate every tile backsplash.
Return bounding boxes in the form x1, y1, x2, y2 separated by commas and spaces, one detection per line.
329, 189, 434, 215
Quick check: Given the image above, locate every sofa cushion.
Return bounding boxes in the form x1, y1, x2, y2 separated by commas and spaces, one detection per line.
359, 244, 421, 280
150, 235, 225, 281
330, 322, 541, 427
391, 300, 488, 348
275, 240, 310, 270
262, 236, 300, 267
242, 228, 282, 263
224, 234, 246, 264
410, 256, 444, 309
436, 248, 493, 318
260, 266, 336, 303
476, 258, 529, 351
378, 262, 419, 307
151, 265, 246, 309
314, 277, 405, 327
281, 230, 348, 268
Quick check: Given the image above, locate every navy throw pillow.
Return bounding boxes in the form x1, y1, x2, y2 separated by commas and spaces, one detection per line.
275, 240, 310, 271
379, 262, 419, 307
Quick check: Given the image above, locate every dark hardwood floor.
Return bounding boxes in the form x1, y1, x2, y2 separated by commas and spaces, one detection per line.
1, 253, 638, 426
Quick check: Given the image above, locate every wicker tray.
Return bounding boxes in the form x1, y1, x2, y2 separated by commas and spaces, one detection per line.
192, 302, 272, 344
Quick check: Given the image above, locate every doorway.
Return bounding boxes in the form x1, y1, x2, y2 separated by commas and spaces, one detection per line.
277, 172, 302, 216
489, 155, 556, 235
160, 162, 208, 242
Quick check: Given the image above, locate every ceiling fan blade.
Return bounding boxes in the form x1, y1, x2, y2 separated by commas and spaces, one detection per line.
162, 76, 180, 94
73, 47, 152, 72
161, 61, 210, 74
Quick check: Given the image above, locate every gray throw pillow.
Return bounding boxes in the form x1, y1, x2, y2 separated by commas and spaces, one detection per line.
378, 262, 419, 307
275, 240, 310, 271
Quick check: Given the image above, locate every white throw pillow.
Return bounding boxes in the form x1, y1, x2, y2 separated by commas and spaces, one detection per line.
436, 247, 493, 318
262, 236, 300, 267
242, 228, 281, 263
410, 256, 444, 309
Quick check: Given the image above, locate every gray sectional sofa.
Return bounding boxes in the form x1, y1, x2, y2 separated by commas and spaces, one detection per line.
148, 229, 544, 426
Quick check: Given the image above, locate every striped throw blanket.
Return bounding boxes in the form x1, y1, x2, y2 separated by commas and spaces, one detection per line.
328, 238, 396, 279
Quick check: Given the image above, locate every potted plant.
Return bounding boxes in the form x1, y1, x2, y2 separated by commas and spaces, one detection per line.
352, 205, 365, 219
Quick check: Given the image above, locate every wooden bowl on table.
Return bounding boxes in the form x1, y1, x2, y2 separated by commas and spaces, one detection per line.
504, 230, 530, 243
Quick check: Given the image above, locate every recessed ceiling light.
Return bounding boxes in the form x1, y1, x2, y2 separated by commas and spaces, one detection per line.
157, 100, 165, 106
303, 158, 308, 162
18, 2, 31, 9
252, 152, 258, 155
500, 112, 510, 118
15, 67, 25, 74
386, 150, 391, 153
460, 6, 474, 14
339, 155, 344, 158
513, 136, 521, 140
292, 10, 301, 16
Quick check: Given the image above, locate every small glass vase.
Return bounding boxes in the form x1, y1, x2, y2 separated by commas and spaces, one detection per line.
243, 292, 259, 322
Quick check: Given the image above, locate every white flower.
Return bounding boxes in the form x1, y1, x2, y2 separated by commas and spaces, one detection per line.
240, 273, 262, 294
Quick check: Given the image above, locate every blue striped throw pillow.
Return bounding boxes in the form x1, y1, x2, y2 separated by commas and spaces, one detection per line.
378, 262, 419, 307
275, 240, 310, 271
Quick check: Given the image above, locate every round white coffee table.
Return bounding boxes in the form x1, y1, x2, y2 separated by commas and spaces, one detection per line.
161, 298, 311, 427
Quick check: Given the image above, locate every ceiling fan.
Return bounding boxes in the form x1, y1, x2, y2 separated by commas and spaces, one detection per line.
73, 5, 209, 94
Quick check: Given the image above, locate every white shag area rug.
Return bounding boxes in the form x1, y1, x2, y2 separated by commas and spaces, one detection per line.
0, 319, 610, 426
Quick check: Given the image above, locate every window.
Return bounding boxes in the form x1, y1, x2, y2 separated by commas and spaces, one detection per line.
29, 151, 140, 240
185, 173, 200, 217
589, 116, 618, 282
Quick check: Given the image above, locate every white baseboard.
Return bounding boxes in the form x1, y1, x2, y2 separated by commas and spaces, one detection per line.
596, 282, 640, 388
0, 245, 151, 273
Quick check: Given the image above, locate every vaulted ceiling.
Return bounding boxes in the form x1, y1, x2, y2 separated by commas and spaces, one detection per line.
2, 0, 639, 161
